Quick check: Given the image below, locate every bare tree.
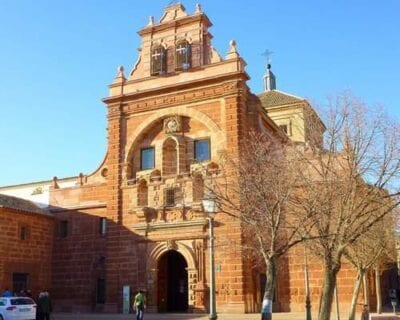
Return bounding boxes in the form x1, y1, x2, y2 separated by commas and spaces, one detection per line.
373, 210, 398, 314
210, 132, 313, 320
344, 212, 396, 320
293, 92, 400, 320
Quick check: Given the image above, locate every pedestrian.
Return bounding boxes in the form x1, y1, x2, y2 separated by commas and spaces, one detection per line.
133, 290, 146, 320
36, 292, 45, 320
37, 291, 52, 320
360, 304, 369, 320
2, 288, 12, 297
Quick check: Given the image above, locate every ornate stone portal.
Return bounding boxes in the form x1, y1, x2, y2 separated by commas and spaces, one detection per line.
146, 239, 206, 312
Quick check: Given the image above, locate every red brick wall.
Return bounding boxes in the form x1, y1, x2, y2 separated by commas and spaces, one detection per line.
0, 208, 54, 299
51, 207, 109, 312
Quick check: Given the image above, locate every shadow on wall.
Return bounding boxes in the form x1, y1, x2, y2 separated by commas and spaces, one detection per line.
50, 206, 152, 313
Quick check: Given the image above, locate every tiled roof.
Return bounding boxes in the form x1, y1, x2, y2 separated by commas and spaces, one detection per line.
258, 89, 304, 108
0, 194, 49, 215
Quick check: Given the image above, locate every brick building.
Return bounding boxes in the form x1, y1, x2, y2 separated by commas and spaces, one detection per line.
0, 3, 395, 315
0, 194, 54, 298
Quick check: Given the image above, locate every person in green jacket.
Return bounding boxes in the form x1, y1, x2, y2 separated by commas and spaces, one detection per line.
133, 290, 146, 320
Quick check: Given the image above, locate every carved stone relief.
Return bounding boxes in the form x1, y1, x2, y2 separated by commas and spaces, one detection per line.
163, 116, 182, 133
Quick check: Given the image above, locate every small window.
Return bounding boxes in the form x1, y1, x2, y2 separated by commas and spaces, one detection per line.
59, 220, 68, 238
175, 41, 191, 71
279, 124, 288, 134
99, 217, 107, 235
141, 147, 155, 170
194, 139, 210, 162
96, 278, 106, 304
165, 188, 176, 207
20, 226, 30, 240
151, 46, 167, 76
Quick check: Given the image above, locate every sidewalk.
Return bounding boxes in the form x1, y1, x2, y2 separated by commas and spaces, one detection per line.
52, 312, 289, 320
51, 311, 399, 320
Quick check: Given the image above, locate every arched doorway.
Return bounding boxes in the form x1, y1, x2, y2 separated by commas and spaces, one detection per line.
157, 250, 188, 312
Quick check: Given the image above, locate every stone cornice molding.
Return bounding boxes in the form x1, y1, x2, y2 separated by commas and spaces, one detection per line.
104, 69, 249, 105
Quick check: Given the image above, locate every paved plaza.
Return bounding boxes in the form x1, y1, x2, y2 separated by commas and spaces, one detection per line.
52, 311, 399, 320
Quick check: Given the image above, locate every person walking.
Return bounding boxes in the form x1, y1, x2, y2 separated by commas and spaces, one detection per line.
133, 290, 146, 320
37, 291, 52, 320
36, 292, 45, 320
360, 304, 369, 320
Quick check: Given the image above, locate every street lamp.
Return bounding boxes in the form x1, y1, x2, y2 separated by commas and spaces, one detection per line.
304, 241, 312, 320
202, 193, 218, 320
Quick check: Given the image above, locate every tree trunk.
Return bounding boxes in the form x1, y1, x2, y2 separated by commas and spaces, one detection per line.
335, 285, 340, 320
375, 267, 382, 314
261, 256, 277, 320
348, 269, 364, 320
363, 271, 370, 306
318, 264, 340, 320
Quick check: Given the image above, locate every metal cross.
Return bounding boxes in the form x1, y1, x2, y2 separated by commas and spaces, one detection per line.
152, 49, 163, 60
261, 49, 274, 64
176, 45, 188, 55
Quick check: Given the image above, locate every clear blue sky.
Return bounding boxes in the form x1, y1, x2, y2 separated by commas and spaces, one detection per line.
1, 0, 399, 186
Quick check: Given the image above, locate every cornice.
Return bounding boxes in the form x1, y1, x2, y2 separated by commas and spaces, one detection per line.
49, 202, 107, 213
132, 218, 207, 236
138, 13, 212, 36
103, 71, 249, 106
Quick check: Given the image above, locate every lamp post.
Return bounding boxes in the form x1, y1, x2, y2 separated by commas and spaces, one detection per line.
304, 241, 312, 320
202, 194, 218, 320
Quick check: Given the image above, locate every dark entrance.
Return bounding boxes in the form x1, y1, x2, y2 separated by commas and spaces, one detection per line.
13, 273, 29, 294
157, 250, 188, 312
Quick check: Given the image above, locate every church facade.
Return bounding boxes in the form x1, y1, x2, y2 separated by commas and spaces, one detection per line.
0, 3, 394, 315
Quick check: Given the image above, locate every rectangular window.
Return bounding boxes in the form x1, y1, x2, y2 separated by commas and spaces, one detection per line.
140, 147, 155, 170
99, 217, 107, 235
96, 278, 106, 304
165, 188, 176, 207
20, 226, 29, 240
59, 220, 68, 238
194, 139, 210, 162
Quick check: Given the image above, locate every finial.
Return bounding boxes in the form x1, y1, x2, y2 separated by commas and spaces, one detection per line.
116, 65, 126, 78
52, 176, 59, 189
78, 172, 84, 186
195, 3, 202, 14
113, 65, 126, 84
263, 57, 276, 92
225, 40, 240, 59
148, 16, 154, 26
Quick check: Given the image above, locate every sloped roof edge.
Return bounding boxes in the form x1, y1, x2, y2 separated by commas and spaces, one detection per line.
0, 194, 51, 216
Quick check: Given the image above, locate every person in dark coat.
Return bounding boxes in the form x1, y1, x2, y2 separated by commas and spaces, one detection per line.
36, 291, 52, 320
36, 292, 44, 320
